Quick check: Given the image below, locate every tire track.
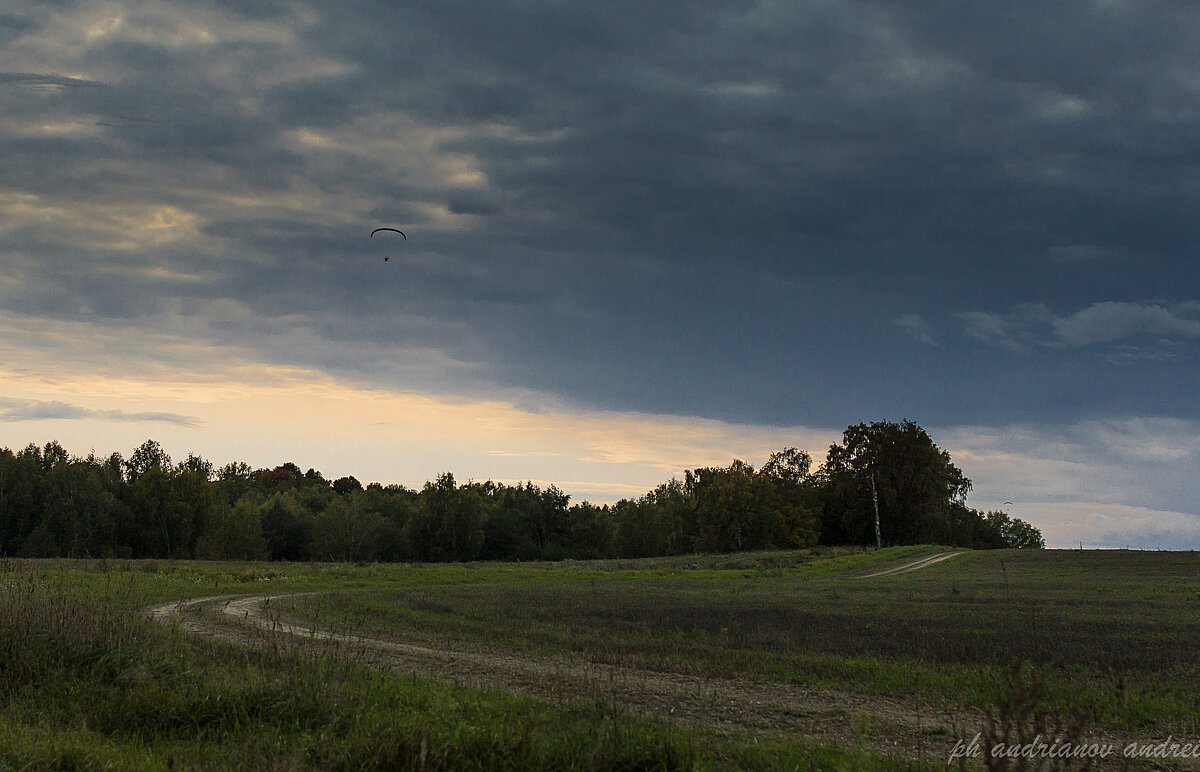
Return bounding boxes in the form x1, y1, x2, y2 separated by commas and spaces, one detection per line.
146, 592, 975, 760
857, 551, 964, 578
145, 580, 1174, 768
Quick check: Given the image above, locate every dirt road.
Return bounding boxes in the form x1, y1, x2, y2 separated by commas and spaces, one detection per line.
146, 590, 977, 763
144, 554, 1169, 767
857, 551, 965, 578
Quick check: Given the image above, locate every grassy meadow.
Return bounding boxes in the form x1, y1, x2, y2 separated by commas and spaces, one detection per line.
1, 547, 1197, 770
281, 547, 1200, 730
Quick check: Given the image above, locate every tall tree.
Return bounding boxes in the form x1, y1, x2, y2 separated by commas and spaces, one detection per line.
198, 496, 269, 560
0, 446, 48, 555
759, 448, 820, 548
407, 474, 487, 562
822, 420, 971, 546
312, 494, 388, 562
258, 492, 314, 561
686, 460, 807, 552
125, 439, 171, 483
562, 503, 615, 559
614, 498, 673, 558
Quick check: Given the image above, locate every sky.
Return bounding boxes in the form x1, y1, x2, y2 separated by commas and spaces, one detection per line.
1, 0, 1198, 549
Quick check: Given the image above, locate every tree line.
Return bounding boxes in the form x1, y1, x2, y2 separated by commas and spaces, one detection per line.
0, 420, 1043, 561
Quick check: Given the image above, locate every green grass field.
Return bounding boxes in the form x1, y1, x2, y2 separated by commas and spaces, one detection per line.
2, 547, 1197, 770
279, 548, 1200, 729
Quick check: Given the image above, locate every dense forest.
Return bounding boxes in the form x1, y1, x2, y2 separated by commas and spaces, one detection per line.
0, 420, 1043, 561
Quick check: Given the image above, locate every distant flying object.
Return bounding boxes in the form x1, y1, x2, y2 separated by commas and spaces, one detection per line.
370, 227, 405, 262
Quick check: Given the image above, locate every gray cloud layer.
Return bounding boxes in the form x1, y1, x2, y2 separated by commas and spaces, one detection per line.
2, 0, 1199, 427
0, 398, 200, 428
961, 301, 1200, 363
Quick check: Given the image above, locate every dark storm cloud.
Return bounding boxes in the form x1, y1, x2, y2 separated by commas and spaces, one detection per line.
3, 0, 1200, 428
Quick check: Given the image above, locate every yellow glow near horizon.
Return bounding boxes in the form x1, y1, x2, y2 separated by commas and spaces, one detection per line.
8, 313, 1183, 546
0, 349, 836, 502
3, 329, 1194, 546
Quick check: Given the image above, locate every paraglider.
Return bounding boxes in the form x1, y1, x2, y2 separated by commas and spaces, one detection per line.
370, 227, 405, 262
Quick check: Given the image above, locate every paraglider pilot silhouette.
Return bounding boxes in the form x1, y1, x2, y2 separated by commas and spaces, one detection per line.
370, 227, 405, 261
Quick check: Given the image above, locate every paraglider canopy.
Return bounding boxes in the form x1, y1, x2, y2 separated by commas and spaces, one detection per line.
371, 227, 405, 263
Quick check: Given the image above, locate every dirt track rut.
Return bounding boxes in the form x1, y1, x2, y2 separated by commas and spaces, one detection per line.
857, 551, 965, 578
145, 577, 977, 762
145, 554, 1173, 767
